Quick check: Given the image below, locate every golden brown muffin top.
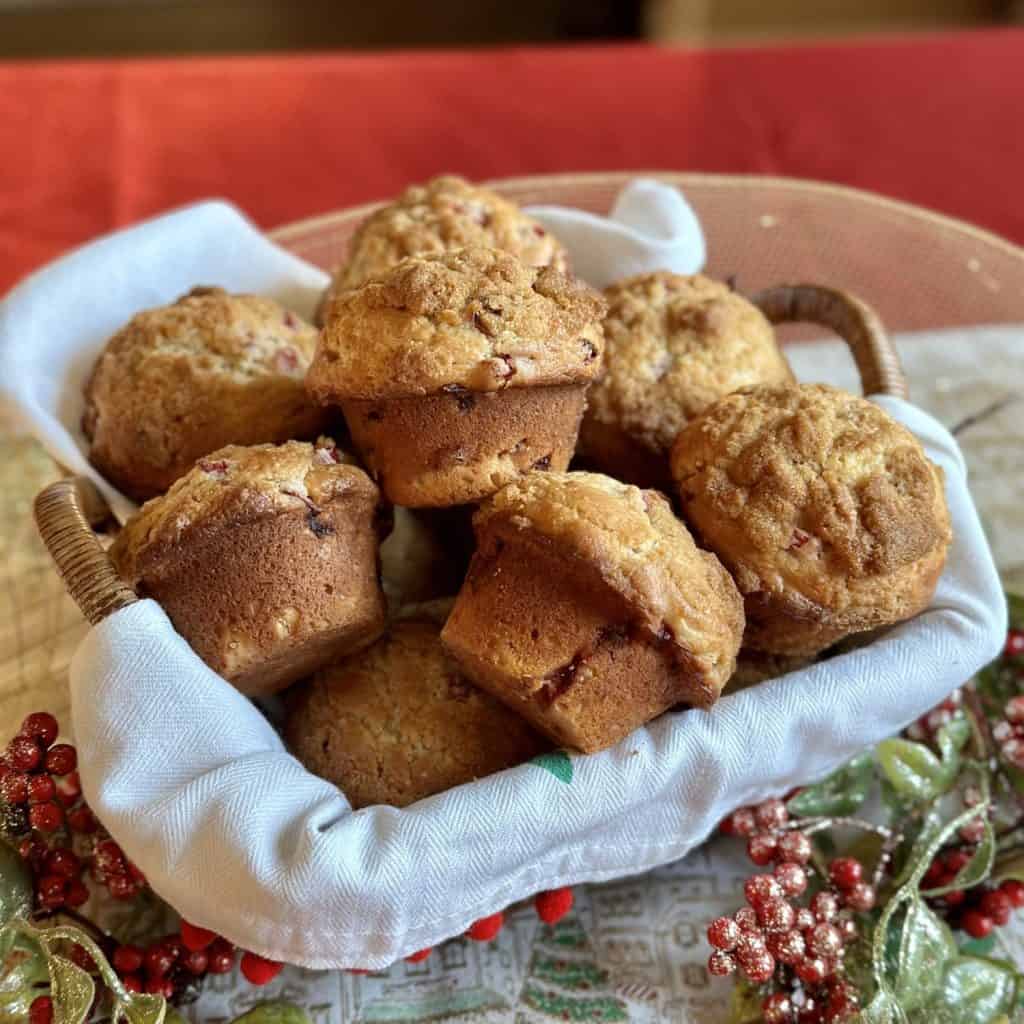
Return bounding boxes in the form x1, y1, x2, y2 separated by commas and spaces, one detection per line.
309, 247, 607, 401
670, 383, 951, 614
585, 273, 793, 455
82, 287, 324, 498
475, 470, 744, 686
84, 287, 317, 416
285, 612, 546, 808
336, 175, 569, 290
110, 439, 377, 583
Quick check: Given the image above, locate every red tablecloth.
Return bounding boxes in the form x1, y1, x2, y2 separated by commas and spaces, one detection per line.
2, 30, 1022, 294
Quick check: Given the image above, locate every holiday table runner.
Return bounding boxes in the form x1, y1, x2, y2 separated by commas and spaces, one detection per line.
1, 325, 1021, 1022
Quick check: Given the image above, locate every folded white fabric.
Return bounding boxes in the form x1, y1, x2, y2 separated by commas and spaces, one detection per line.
68, 398, 1004, 969
528, 178, 706, 287
1, 180, 1005, 969
0, 178, 704, 523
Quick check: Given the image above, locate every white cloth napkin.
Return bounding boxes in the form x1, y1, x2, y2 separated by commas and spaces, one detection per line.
0, 182, 1005, 969
0, 179, 704, 523
527, 178, 706, 287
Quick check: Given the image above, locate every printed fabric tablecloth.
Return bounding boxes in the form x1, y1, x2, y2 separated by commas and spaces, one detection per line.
1, 325, 1022, 1022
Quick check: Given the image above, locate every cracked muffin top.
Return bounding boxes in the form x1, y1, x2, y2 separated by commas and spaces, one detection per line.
474, 470, 744, 690
334, 175, 569, 291
83, 286, 326, 500
670, 383, 951, 621
110, 439, 379, 583
308, 247, 607, 401
284, 606, 547, 808
585, 273, 794, 456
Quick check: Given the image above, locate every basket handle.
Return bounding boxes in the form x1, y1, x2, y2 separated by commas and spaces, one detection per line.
751, 284, 908, 399
33, 477, 138, 625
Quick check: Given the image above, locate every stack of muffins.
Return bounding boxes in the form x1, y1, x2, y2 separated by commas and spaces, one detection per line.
85, 175, 953, 810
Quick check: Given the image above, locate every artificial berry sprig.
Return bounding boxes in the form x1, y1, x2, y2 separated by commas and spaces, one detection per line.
991, 694, 1024, 770
905, 689, 963, 744
0, 711, 291, 1013
711, 795, 891, 1022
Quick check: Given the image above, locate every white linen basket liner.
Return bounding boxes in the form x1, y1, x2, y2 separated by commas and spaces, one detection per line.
0, 182, 1005, 969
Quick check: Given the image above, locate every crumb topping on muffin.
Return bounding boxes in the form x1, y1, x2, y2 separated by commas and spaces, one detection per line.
285, 612, 546, 808
309, 247, 607, 400
671, 383, 951, 616
85, 287, 317, 396
110, 439, 378, 582
83, 287, 326, 499
475, 470, 744, 678
336, 175, 569, 290
585, 273, 793, 454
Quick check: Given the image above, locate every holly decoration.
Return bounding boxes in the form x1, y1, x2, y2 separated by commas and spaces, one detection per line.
0, 711, 296, 1022
710, 593, 1024, 1022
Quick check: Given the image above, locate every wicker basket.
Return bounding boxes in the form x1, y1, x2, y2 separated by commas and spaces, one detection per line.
17, 173, 1012, 968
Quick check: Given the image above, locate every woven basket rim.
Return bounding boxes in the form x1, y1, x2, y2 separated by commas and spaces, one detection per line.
268, 170, 1024, 262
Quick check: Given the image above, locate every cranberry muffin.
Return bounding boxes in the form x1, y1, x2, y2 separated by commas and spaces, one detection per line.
316, 175, 569, 322
671, 384, 952, 656
580, 273, 793, 489
83, 287, 328, 500
440, 471, 744, 753
110, 439, 388, 696
285, 603, 546, 808
308, 247, 607, 507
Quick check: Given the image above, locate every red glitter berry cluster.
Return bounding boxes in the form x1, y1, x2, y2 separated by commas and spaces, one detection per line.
91, 837, 147, 902
707, 875, 858, 980
1005, 628, 1024, 659
1, 712, 78, 838
110, 923, 282, 1000
711, 798, 877, 1022
923, 846, 1024, 939
993, 694, 1024, 771
1, 713, 150, 913
719, 798, 809, 867
905, 689, 963, 744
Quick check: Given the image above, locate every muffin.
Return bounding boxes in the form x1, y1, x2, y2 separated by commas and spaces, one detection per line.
285, 604, 547, 808
318, 175, 569, 319
307, 247, 607, 508
440, 471, 744, 753
579, 273, 794, 489
110, 439, 389, 697
671, 384, 952, 657
83, 286, 329, 501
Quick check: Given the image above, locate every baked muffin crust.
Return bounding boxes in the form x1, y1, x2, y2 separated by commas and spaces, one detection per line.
110, 438, 375, 578
442, 471, 744, 751
110, 439, 388, 694
84, 286, 327, 499
336, 174, 569, 290
285, 606, 546, 808
671, 383, 951, 654
580, 273, 793, 483
309, 247, 606, 401
474, 471, 744, 682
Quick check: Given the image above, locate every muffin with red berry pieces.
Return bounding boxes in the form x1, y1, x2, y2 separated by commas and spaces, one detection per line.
671, 383, 952, 657
440, 471, 744, 753
83, 286, 329, 500
315, 174, 569, 322
579, 272, 793, 489
109, 439, 389, 696
308, 247, 607, 507
285, 600, 547, 808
